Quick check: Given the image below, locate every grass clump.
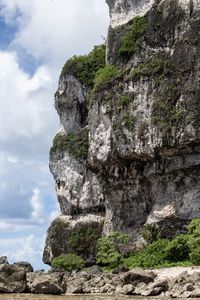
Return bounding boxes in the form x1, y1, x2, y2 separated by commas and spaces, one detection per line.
61, 44, 106, 88
96, 232, 129, 269
120, 95, 131, 108
50, 128, 89, 159
51, 254, 85, 272
132, 57, 171, 79
93, 65, 122, 91
141, 223, 161, 243
152, 103, 183, 129
123, 114, 136, 130
118, 15, 148, 57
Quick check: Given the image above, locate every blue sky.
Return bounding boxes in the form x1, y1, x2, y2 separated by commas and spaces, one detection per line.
0, 0, 109, 270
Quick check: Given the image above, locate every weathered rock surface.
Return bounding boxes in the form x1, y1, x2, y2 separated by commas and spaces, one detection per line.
13, 261, 34, 273
27, 272, 64, 294
0, 263, 26, 293
0, 256, 8, 265
106, 0, 155, 28
1, 263, 200, 297
43, 0, 200, 265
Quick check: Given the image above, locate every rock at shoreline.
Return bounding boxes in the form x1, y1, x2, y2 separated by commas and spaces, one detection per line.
1, 264, 200, 297
0, 263, 26, 293
0, 256, 8, 265
27, 272, 64, 294
13, 261, 34, 273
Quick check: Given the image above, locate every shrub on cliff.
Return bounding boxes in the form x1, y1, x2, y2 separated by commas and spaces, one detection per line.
61, 44, 106, 88
96, 232, 129, 269
51, 254, 85, 272
50, 128, 89, 159
118, 15, 148, 57
93, 65, 122, 91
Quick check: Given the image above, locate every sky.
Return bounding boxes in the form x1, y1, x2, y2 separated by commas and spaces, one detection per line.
0, 0, 109, 270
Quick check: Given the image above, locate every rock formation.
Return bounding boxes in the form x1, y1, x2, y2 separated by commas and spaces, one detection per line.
43, 0, 200, 265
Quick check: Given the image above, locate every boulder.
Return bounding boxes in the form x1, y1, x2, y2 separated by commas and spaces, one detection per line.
121, 269, 156, 285
87, 265, 102, 275
66, 279, 83, 294
120, 284, 134, 295
112, 265, 129, 274
0, 263, 26, 293
13, 261, 34, 272
27, 271, 64, 294
0, 256, 8, 265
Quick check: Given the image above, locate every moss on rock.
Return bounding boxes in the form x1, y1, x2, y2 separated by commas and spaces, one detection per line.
118, 15, 148, 57
50, 128, 89, 159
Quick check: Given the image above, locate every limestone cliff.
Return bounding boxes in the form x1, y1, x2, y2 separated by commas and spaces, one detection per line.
43, 0, 200, 265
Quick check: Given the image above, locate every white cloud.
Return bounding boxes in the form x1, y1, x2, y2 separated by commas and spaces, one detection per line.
1, 234, 47, 270
0, 0, 109, 270
0, 51, 55, 141
0, 0, 109, 69
30, 188, 44, 220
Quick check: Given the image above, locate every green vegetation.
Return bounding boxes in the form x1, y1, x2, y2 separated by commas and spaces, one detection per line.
68, 224, 101, 254
96, 232, 129, 269
61, 44, 106, 88
50, 128, 89, 159
124, 238, 192, 269
51, 254, 85, 271
118, 16, 148, 57
123, 113, 136, 130
93, 65, 122, 91
49, 219, 69, 239
120, 95, 131, 108
125, 219, 200, 269
132, 57, 171, 79
141, 223, 161, 243
95, 219, 200, 270
188, 219, 200, 265
152, 103, 183, 129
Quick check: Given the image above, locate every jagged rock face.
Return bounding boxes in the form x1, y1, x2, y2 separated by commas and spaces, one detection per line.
43, 76, 105, 265
106, 0, 155, 28
55, 75, 87, 134
89, 0, 200, 238
43, 0, 200, 264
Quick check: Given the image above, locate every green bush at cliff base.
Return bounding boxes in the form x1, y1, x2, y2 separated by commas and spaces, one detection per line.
61, 44, 106, 89
124, 219, 200, 269
118, 15, 148, 57
51, 254, 85, 271
124, 237, 191, 269
96, 232, 129, 269
93, 65, 122, 91
187, 219, 200, 264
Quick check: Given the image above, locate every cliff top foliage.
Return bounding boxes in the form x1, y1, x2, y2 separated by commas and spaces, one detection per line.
50, 128, 89, 159
93, 65, 122, 91
118, 15, 148, 57
61, 44, 106, 89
